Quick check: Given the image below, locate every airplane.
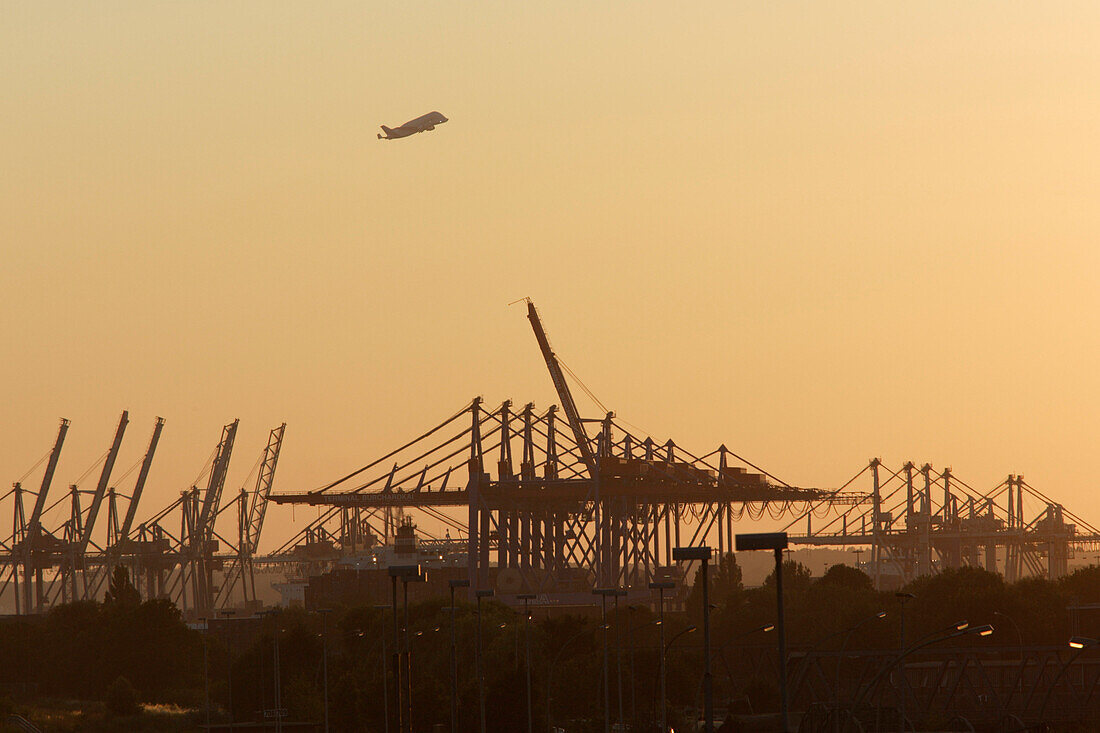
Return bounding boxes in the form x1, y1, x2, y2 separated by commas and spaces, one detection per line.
377, 111, 449, 140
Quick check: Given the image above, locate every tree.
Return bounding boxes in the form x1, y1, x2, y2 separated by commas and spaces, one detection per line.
817, 563, 873, 592
104, 565, 141, 608
105, 675, 140, 717
687, 552, 744, 619
763, 559, 813, 595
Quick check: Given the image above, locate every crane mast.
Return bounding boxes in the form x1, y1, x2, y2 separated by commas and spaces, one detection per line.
75, 411, 129, 556
199, 419, 239, 535
120, 417, 165, 539
26, 419, 70, 545
525, 300, 597, 477
22, 418, 69, 613
247, 423, 286, 554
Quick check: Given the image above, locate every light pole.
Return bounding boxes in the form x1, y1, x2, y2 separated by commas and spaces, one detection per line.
848, 623, 994, 731
389, 564, 424, 733
649, 580, 675, 733
403, 569, 425, 732
372, 604, 392, 733
475, 588, 494, 733
449, 579, 469, 733
832, 611, 887, 733
661, 624, 698, 728
735, 532, 791, 733
318, 608, 332, 733
1036, 636, 1100, 724
716, 623, 775, 692
389, 571, 402, 733
593, 588, 620, 733
200, 617, 210, 732
216, 609, 236, 732
675, 545, 714, 733
626, 605, 642, 726
894, 592, 914, 731
613, 590, 626, 729
993, 611, 1022, 650
517, 593, 536, 733
547, 623, 606, 733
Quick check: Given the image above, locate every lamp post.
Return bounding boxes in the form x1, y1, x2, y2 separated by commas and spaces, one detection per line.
625, 605, 644, 726
200, 617, 210, 732
613, 591, 626, 729
372, 605, 392, 733
388, 571, 402, 733
674, 546, 714, 733
649, 581, 675, 733
475, 589, 494, 733
216, 609, 236, 732
735, 532, 790, 733
894, 592, 914, 731
449, 579, 469, 733
318, 608, 332, 733
390, 564, 424, 733
832, 611, 887, 733
716, 623, 775, 692
594, 588, 622, 733
848, 623, 994, 731
547, 624, 607, 733
517, 593, 536, 733
661, 624, 698, 728
258, 610, 285, 733
1036, 636, 1100, 724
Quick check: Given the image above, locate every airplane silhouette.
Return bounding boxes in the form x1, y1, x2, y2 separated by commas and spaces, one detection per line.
377, 111, 449, 140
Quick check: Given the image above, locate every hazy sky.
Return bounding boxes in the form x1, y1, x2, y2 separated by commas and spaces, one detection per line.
4, 3, 1100, 551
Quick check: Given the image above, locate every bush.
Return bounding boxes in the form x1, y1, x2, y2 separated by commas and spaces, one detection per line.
105, 676, 140, 717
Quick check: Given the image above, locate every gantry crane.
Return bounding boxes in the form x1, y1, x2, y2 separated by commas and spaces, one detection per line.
16, 418, 69, 613
216, 422, 286, 608
54, 411, 128, 603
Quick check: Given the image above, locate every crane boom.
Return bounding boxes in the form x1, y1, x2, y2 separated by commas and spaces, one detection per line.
27, 418, 70, 543
119, 417, 165, 538
247, 423, 285, 554
76, 411, 129, 554
525, 301, 597, 477
199, 420, 239, 534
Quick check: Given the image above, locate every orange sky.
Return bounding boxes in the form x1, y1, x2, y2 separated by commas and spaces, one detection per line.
3, 2, 1100, 552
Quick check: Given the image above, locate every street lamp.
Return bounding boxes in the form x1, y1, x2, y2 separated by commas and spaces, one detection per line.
593, 587, 625, 733
317, 608, 332, 733
547, 623, 608, 733
716, 623, 775, 694
661, 622, 699, 727
389, 564, 424, 733
649, 581, 676, 733
735, 533, 790, 733
259, 610, 285, 733
832, 611, 887, 733
1037, 636, 1100, 723
674, 546, 714, 733
850, 623, 994, 731
475, 588, 494, 733
893, 592, 914, 731
517, 593, 536, 733
216, 609, 236, 732
199, 617, 210, 732
372, 604, 392, 733
449, 579, 469, 733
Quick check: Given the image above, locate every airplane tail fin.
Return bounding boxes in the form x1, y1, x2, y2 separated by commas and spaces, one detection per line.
380, 125, 394, 138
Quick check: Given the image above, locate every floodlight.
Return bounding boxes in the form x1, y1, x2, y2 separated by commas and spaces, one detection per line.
673, 546, 713, 561
734, 533, 788, 552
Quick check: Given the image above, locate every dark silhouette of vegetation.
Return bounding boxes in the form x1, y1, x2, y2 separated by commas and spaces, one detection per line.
4, 559, 1100, 730
105, 676, 139, 717
103, 566, 141, 608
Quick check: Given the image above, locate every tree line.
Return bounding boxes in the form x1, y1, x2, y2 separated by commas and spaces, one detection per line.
2, 560, 1100, 731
